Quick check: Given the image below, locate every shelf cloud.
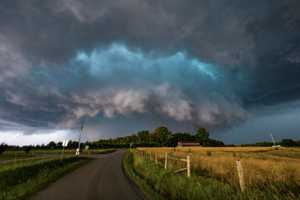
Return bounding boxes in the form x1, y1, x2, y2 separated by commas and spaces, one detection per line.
0, 0, 300, 144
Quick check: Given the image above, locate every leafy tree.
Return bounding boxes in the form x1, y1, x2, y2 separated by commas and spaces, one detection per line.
23, 146, 32, 154
67, 140, 79, 148
47, 141, 56, 149
137, 130, 150, 143
0, 143, 7, 154
280, 139, 298, 147
253, 142, 273, 147
56, 142, 63, 148
196, 127, 209, 144
153, 126, 171, 145
205, 139, 225, 147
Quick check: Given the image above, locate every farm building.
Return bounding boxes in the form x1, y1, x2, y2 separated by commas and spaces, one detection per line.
177, 141, 201, 147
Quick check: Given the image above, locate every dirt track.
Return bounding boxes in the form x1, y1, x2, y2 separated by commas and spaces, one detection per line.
32, 150, 145, 200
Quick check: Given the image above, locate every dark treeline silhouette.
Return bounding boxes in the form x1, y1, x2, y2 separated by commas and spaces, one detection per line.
87, 126, 225, 148
0, 126, 224, 152
241, 139, 300, 147
1, 127, 300, 153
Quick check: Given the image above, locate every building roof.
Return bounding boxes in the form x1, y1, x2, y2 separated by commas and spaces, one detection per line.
177, 141, 200, 146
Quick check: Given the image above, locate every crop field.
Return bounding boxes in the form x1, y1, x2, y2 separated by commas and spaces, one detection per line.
129, 147, 300, 200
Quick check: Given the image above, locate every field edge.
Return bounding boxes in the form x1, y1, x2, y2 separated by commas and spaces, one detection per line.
122, 151, 164, 200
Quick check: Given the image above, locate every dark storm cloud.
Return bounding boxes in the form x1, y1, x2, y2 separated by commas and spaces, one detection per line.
0, 42, 247, 130
0, 0, 255, 65
0, 0, 300, 139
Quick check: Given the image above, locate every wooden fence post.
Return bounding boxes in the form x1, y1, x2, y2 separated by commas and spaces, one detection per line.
187, 155, 191, 177
164, 152, 168, 169
236, 160, 245, 192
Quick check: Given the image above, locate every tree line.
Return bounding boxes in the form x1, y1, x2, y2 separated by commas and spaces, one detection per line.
240, 139, 300, 147
89, 126, 225, 148
1, 126, 300, 153
0, 126, 224, 152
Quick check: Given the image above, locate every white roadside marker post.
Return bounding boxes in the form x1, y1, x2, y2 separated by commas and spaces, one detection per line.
236, 159, 246, 192
61, 140, 69, 160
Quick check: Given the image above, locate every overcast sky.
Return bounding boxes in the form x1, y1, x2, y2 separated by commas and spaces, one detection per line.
0, 0, 300, 145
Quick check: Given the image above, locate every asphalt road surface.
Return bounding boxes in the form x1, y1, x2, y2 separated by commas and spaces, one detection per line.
32, 150, 145, 200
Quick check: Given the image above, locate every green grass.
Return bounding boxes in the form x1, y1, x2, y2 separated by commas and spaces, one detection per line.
0, 156, 91, 200
124, 151, 300, 200
0, 151, 35, 161
0, 148, 116, 165
123, 151, 163, 200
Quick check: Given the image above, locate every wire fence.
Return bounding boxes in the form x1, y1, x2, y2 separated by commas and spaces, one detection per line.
135, 149, 254, 192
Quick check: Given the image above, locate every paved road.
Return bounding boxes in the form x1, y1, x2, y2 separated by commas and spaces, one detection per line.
32, 150, 145, 200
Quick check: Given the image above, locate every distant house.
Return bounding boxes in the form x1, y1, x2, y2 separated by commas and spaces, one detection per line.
177, 141, 200, 147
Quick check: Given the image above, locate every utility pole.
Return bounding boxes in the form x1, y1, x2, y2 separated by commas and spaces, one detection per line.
76, 122, 84, 156
270, 133, 276, 146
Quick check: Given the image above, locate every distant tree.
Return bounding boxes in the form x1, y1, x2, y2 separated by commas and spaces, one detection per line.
137, 130, 150, 143
129, 134, 139, 144
68, 141, 79, 148
280, 139, 298, 147
56, 142, 63, 148
196, 127, 209, 144
47, 141, 56, 149
253, 142, 273, 147
204, 139, 225, 147
153, 126, 172, 145
23, 146, 32, 154
0, 143, 8, 154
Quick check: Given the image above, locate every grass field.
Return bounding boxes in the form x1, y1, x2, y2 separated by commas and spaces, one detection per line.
0, 148, 115, 200
0, 156, 89, 200
0, 148, 115, 163
126, 147, 300, 200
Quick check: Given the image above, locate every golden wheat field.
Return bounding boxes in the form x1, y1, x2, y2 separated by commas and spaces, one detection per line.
137, 147, 300, 189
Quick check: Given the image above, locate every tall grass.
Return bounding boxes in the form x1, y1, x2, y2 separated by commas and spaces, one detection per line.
0, 157, 90, 200
133, 147, 300, 199
0, 148, 116, 162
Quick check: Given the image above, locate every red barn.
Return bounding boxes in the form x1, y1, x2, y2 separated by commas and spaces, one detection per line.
177, 141, 200, 147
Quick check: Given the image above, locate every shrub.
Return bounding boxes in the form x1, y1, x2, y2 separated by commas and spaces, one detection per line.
0, 143, 7, 154
23, 146, 32, 154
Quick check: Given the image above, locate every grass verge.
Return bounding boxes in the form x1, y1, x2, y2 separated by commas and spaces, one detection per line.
123, 151, 163, 200
124, 151, 300, 200
0, 156, 91, 200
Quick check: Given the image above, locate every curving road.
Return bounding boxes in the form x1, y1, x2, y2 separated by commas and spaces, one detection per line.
32, 150, 145, 200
